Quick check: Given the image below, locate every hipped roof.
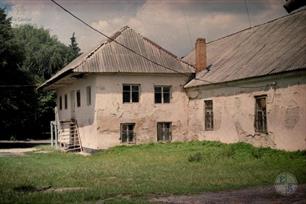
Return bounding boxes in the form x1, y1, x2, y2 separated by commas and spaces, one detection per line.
39, 26, 194, 90
184, 9, 306, 88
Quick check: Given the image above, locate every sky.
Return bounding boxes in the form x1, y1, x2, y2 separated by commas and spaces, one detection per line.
1, 0, 288, 57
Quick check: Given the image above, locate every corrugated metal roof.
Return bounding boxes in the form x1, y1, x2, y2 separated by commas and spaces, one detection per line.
184, 9, 306, 88
39, 26, 194, 89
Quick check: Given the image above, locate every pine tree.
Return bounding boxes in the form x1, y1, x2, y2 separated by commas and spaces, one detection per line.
69, 32, 81, 60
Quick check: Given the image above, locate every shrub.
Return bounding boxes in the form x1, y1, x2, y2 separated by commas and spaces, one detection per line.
251, 148, 263, 159
188, 152, 203, 162
222, 145, 235, 159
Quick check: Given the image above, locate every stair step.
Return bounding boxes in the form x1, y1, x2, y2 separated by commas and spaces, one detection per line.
58, 120, 82, 152
65, 147, 81, 151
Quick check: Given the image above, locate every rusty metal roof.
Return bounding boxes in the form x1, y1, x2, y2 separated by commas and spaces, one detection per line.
184, 9, 306, 88
39, 26, 194, 89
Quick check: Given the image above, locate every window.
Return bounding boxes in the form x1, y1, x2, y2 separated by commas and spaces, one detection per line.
120, 123, 135, 143
123, 84, 139, 103
86, 86, 91, 106
157, 122, 172, 141
255, 95, 267, 133
64, 94, 68, 109
154, 86, 171, 103
204, 100, 213, 130
59, 96, 62, 110
76, 90, 81, 107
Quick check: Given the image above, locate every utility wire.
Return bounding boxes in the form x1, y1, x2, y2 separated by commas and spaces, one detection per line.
49, 0, 205, 80
49, 0, 271, 89
0, 85, 37, 88
244, 0, 252, 28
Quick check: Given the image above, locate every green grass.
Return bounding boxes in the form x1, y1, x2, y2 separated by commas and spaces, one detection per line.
0, 141, 305, 203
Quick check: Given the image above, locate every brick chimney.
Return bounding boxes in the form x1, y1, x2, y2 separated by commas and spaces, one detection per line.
195, 38, 207, 73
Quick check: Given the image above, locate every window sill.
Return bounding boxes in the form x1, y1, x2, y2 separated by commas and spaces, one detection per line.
254, 132, 269, 136
120, 142, 136, 145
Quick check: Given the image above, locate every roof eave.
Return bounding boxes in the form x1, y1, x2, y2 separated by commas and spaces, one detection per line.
184, 68, 306, 89
37, 69, 74, 91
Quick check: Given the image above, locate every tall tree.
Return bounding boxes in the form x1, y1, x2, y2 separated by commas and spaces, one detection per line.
0, 8, 37, 139
11, 25, 82, 139
13, 24, 74, 80
0, 9, 82, 140
68, 32, 81, 61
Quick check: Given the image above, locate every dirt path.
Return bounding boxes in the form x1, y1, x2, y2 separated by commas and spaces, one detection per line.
0, 148, 37, 157
150, 184, 306, 204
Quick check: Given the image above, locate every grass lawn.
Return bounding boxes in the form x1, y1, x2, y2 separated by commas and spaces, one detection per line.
0, 141, 305, 203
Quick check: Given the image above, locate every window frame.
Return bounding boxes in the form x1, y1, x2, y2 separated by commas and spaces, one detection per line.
254, 95, 268, 134
59, 96, 62, 110
76, 90, 81, 107
154, 85, 171, 104
122, 84, 140, 103
120, 123, 136, 144
86, 86, 91, 106
204, 100, 214, 131
157, 122, 172, 142
64, 94, 68, 110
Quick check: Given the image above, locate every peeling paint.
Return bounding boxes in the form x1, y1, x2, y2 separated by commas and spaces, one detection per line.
285, 106, 300, 129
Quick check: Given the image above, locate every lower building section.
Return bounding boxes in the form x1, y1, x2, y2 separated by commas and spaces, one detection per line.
78, 118, 185, 150
187, 83, 306, 151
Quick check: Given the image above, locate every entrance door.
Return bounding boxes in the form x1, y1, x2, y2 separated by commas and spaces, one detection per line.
70, 90, 76, 119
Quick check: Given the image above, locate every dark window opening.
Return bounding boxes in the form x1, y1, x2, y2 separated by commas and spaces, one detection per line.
59, 96, 62, 110
154, 86, 171, 103
255, 96, 267, 133
157, 122, 172, 141
76, 90, 81, 107
204, 100, 213, 130
120, 123, 135, 143
123, 84, 139, 103
64, 94, 68, 109
86, 86, 91, 106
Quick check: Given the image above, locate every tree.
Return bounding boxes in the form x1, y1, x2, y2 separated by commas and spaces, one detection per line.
68, 32, 81, 61
13, 24, 74, 80
11, 25, 82, 139
0, 8, 82, 140
0, 8, 37, 139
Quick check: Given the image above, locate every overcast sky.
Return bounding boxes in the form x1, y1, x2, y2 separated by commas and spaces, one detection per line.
2, 0, 287, 57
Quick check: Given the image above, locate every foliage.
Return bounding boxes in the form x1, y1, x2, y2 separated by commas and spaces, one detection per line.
0, 8, 37, 139
68, 32, 81, 62
0, 8, 81, 139
188, 152, 203, 162
13, 25, 79, 80
0, 141, 305, 203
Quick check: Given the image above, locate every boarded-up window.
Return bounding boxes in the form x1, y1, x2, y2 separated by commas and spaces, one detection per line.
157, 122, 172, 141
86, 86, 91, 106
154, 86, 171, 103
123, 84, 139, 103
204, 100, 213, 130
76, 90, 81, 107
120, 123, 135, 143
64, 94, 68, 109
59, 96, 62, 110
255, 96, 267, 133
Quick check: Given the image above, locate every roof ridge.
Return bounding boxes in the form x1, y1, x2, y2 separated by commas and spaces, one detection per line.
126, 26, 179, 59
207, 8, 306, 45
126, 26, 195, 69
75, 25, 130, 69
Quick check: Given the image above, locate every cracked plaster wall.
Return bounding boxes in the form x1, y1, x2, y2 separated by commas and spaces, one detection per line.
186, 78, 306, 151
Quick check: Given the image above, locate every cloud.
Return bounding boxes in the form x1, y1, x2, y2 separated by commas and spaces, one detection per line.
5, 0, 287, 57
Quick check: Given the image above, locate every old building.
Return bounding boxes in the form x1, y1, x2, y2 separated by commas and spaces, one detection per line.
183, 9, 306, 151
40, 9, 306, 151
40, 26, 194, 150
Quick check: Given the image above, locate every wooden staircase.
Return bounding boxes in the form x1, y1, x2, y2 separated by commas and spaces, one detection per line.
58, 120, 83, 152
